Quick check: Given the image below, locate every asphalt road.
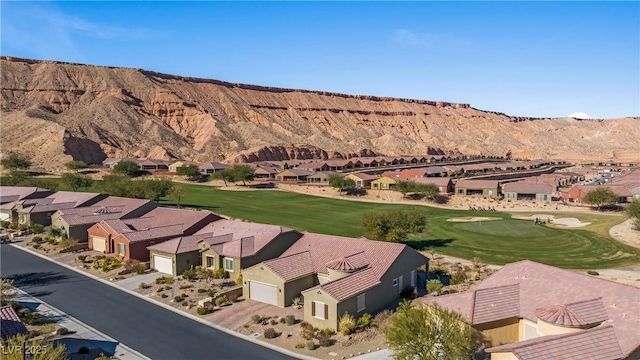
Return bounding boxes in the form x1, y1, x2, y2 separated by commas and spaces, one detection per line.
0, 245, 296, 360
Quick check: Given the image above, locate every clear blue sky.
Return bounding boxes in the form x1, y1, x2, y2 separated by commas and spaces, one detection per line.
2, 1, 638, 118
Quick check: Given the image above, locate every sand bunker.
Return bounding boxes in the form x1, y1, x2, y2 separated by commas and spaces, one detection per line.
515, 214, 591, 228
448, 217, 501, 222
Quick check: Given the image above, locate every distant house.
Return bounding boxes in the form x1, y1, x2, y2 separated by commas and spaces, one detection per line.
51, 197, 158, 242
325, 159, 355, 171
345, 173, 378, 189
0, 305, 28, 340
455, 179, 500, 198
371, 176, 397, 190
137, 158, 171, 171
424, 166, 449, 177
199, 162, 229, 175
503, 182, 554, 201
11, 191, 107, 227
560, 185, 598, 203
297, 161, 331, 172
275, 169, 314, 182
242, 233, 429, 330
0, 186, 53, 222
411, 177, 454, 194
399, 168, 430, 180
307, 171, 338, 185
168, 161, 198, 173
421, 260, 640, 360
87, 207, 221, 261
192, 220, 303, 276
253, 165, 281, 181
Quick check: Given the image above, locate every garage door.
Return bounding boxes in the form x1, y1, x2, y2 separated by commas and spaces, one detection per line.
249, 281, 278, 305
153, 255, 173, 275
91, 236, 106, 253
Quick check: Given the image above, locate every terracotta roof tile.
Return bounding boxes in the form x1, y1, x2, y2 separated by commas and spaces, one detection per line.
472, 284, 520, 324
455, 179, 500, 189
263, 251, 314, 281
57, 196, 155, 225
503, 182, 554, 194
487, 326, 624, 360
0, 305, 28, 340
304, 268, 381, 301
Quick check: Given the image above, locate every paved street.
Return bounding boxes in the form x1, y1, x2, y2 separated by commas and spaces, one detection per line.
0, 245, 297, 360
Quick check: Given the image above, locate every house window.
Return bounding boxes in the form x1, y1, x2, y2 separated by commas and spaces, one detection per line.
398, 275, 404, 293
357, 294, 366, 312
118, 243, 125, 256
224, 258, 234, 272
488, 189, 494, 196
393, 278, 398, 287
411, 270, 416, 288
206, 256, 215, 268
312, 301, 328, 320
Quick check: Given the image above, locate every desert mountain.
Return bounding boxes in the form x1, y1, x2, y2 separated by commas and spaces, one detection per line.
1, 56, 638, 172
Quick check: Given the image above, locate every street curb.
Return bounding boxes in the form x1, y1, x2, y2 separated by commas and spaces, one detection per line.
11, 288, 151, 360
10, 244, 318, 360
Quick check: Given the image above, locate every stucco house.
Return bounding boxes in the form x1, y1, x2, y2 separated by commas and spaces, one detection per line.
306, 171, 338, 185
421, 260, 640, 360
168, 161, 199, 173
275, 169, 314, 182
455, 179, 500, 198
253, 165, 281, 181
11, 191, 107, 227
371, 176, 397, 190
87, 207, 220, 261
194, 220, 303, 277
411, 177, 454, 194
242, 233, 429, 330
0, 186, 53, 222
51, 197, 158, 242
345, 173, 378, 189
199, 162, 228, 175
297, 161, 331, 172
503, 182, 555, 201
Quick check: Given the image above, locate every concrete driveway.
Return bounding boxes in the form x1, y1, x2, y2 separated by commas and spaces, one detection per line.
115, 271, 165, 291
205, 298, 304, 330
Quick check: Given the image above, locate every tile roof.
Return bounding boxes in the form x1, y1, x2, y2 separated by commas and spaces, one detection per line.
195, 219, 296, 258
472, 284, 521, 324
278, 169, 314, 176
199, 162, 229, 170
502, 182, 555, 194
455, 179, 500, 189
305, 268, 382, 301
57, 196, 155, 225
347, 173, 378, 181
411, 177, 452, 186
148, 232, 233, 254
486, 325, 624, 360
0, 305, 28, 340
326, 251, 369, 271
263, 251, 315, 281
381, 170, 402, 179
423, 260, 640, 357
535, 298, 609, 327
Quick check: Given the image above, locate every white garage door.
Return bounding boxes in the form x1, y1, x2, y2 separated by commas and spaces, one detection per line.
91, 236, 106, 253
249, 281, 278, 305
153, 255, 173, 275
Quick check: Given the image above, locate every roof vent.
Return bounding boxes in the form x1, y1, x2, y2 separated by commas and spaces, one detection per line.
93, 207, 112, 215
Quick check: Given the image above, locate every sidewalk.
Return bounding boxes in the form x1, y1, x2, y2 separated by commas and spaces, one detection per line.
12, 288, 150, 360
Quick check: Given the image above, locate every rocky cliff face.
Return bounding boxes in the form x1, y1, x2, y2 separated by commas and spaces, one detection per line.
1, 56, 638, 171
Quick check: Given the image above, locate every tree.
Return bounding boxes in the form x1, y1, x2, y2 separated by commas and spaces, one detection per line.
140, 178, 174, 202
60, 172, 93, 191
396, 181, 414, 199
329, 174, 356, 195
213, 168, 235, 186
100, 174, 132, 197
169, 186, 186, 208
426, 279, 443, 295
382, 303, 482, 360
176, 165, 201, 180
112, 160, 139, 176
362, 209, 426, 242
417, 183, 440, 201
625, 199, 640, 230
583, 187, 619, 210
229, 164, 255, 186
1, 334, 68, 360
1, 154, 31, 170
64, 160, 88, 171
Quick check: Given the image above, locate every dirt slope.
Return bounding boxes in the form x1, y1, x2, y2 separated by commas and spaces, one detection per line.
1, 56, 638, 171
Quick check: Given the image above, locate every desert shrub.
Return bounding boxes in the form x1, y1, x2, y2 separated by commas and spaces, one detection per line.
77, 255, 88, 263
138, 282, 150, 289
161, 294, 168, 298
279, 317, 286, 324
357, 313, 373, 328
285, 315, 296, 325
197, 307, 212, 315
155, 276, 168, 284
179, 284, 193, 290
295, 343, 305, 349
0, 220, 10, 228
30, 224, 44, 234
19, 308, 41, 325
214, 268, 229, 279
182, 268, 198, 281
181, 301, 189, 307
318, 335, 335, 347
165, 277, 175, 285
215, 295, 228, 307
18, 224, 29, 231
207, 289, 217, 297
301, 324, 317, 340
270, 319, 277, 325
373, 309, 392, 329
38, 323, 56, 334
235, 273, 243, 286
338, 313, 356, 336
156, 287, 164, 293
306, 341, 317, 350
55, 327, 69, 336
58, 238, 79, 249
263, 328, 278, 339
450, 270, 468, 285
197, 288, 207, 293
300, 321, 310, 328
400, 286, 417, 300
180, 293, 189, 298
96, 257, 122, 272
31, 236, 43, 244
174, 295, 184, 303
32, 244, 41, 249
321, 328, 334, 337
135, 264, 146, 274
587, 270, 600, 276
251, 314, 262, 324
46, 237, 56, 245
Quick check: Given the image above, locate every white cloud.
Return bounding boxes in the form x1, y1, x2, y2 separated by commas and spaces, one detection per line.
568, 112, 589, 119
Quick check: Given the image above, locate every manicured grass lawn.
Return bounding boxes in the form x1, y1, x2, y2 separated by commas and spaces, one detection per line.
169, 185, 640, 269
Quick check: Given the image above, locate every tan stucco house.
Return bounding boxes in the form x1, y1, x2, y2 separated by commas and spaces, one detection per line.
0, 187, 53, 222
454, 179, 500, 198
11, 191, 107, 227
422, 260, 640, 360
503, 182, 554, 202
371, 176, 397, 190
344, 173, 378, 189
242, 233, 429, 330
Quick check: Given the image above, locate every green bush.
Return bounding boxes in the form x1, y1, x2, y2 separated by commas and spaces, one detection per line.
139, 283, 150, 290
357, 313, 373, 328
31, 236, 43, 244
197, 307, 212, 315
215, 295, 228, 307
174, 296, 184, 303
160, 294, 168, 298
214, 267, 229, 279
321, 328, 334, 337
294, 343, 305, 349
285, 315, 296, 325
301, 324, 317, 340
46, 237, 56, 245
207, 289, 217, 297
197, 288, 207, 293
338, 313, 356, 336
30, 224, 44, 234
18, 224, 29, 231
77, 255, 88, 263
32, 244, 41, 249
182, 267, 198, 281
58, 238, 79, 249
0, 220, 10, 228
179, 284, 193, 290
181, 301, 189, 307
251, 314, 262, 324
587, 270, 600, 276
279, 317, 286, 324
306, 341, 317, 351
